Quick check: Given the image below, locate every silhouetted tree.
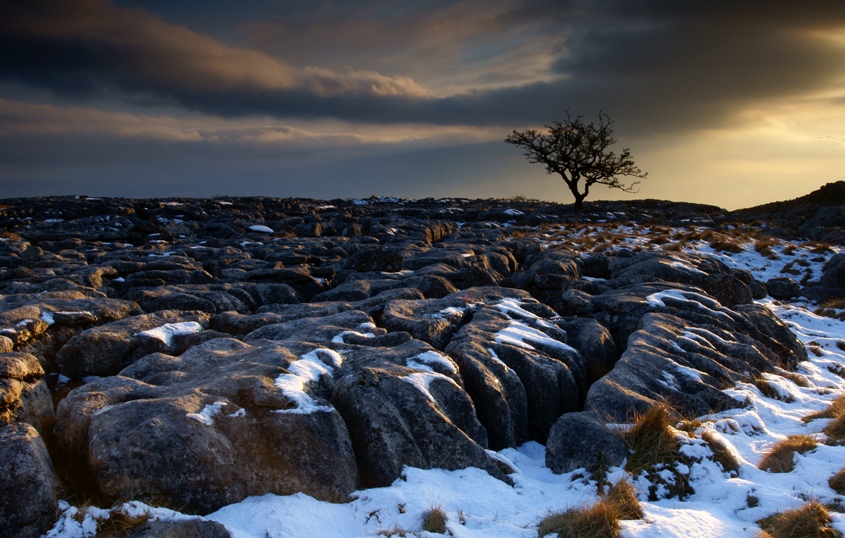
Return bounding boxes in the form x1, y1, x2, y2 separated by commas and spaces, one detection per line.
505, 112, 647, 210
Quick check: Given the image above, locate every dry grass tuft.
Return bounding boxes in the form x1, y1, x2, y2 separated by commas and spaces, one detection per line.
702, 430, 741, 476
805, 395, 845, 421
828, 363, 845, 379
824, 415, 845, 445
605, 479, 643, 520
755, 238, 781, 260
623, 404, 679, 473
830, 468, 845, 495
709, 238, 745, 253
621, 404, 693, 500
537, 501, 621, 538
816, 299, 845, 321
422, 505, 448, 534
758, 435, 818, 473
751, 375, 790, 401
757, 501, 842, 538
775, 369, 810, 388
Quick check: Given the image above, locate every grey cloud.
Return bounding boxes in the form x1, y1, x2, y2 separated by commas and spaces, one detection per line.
2, 0, 845, 138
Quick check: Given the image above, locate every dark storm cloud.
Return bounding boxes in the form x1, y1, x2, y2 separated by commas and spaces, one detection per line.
2, 0, 845, 135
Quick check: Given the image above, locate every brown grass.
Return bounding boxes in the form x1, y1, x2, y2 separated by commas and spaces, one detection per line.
774, 369, 810, 388
824, 415, 845, 444
758, 435, 818, 473
804, 395, 845, 422
751, 375, 790, 401
709, 238, 745, 253
537, 501, 621, 538
828, 364, 845, 379
422, 505, 448, 534
757, 501, 842, 538
816, 299, 845, 321
755, 238, 781, 260
830, 468, 845, 495
605, 479, 643, 520
702, 430, 741, 476
623, 404, 679, 473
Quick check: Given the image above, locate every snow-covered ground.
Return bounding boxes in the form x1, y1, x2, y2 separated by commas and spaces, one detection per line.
45, 232, 845, 538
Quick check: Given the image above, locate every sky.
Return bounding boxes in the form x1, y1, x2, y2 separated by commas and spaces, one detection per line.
1, 0, 845, 209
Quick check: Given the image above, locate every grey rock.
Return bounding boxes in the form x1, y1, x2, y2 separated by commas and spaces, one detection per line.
125, 519, 231, 538
545, 412, 627, 474
556, 318, 617, 385
609, 252, 753, 306
0, 423, 59, 538
766, 277, 800, 300
56, 310, 212, 379
0, 352, 55, 436
55, 338, 358, 513
331, 339, 502, 488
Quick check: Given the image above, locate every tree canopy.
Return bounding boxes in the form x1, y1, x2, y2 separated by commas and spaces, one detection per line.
505, 112, 647, 210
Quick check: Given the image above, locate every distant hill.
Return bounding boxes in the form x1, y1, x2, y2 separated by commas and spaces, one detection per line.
732, 180, 845, 243
736, 180, 845, 214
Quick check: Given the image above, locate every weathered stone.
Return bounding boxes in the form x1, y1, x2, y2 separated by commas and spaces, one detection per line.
125, 519, 232, 538
556, 318, 617, 385
331, 339, 503, 488
56, 310, 212, 378
609, 252, 753, 306
0, 423, 59, 538
766, 277, 800, 300
584, 293, 807, 422
55, 338, 358, 513
545, 411, 627, 474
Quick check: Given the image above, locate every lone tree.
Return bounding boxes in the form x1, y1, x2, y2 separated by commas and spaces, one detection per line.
505, 112, 647, 210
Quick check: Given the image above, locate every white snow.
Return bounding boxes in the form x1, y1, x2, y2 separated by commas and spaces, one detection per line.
135, 321, 204, 346
431, 305, 468, 319
186, 401, 227, 425
331, 330, 375, 343
273, 349, 343, 414
401, 371, 462, 402
494, 320, 578, 354
645, 289, 733, 321
405, 350, 458, 374
248, 225, 274, 233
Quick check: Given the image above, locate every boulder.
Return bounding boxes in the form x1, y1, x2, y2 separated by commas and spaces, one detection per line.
0, 423, 60, 538
54, 338, 358, 513
819, 253, 845, 298
446, 297, 583, 444
608, 252, 753, 306
555, 318, 617, 385
0, 352, 55, 436
766, 277, 800, 300
125, 519, 231, 538
584, 292, 807, 423
56, 310, 212, 379
545, 411, 627, 474
331, 339, 503, 488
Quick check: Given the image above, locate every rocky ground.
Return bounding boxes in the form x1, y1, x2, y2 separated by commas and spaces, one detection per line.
1, 184, 844, 537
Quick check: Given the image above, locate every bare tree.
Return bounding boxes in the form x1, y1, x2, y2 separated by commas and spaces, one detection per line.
505, 112, 647, 210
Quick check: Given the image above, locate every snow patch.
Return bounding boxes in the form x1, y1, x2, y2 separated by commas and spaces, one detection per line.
405, 350, 457, 374
273, 349, 341, 414
186, 401, 227, 425
135, 321, 204, 346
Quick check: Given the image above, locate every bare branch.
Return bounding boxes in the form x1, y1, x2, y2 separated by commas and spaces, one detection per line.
505, 112, 647, 210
